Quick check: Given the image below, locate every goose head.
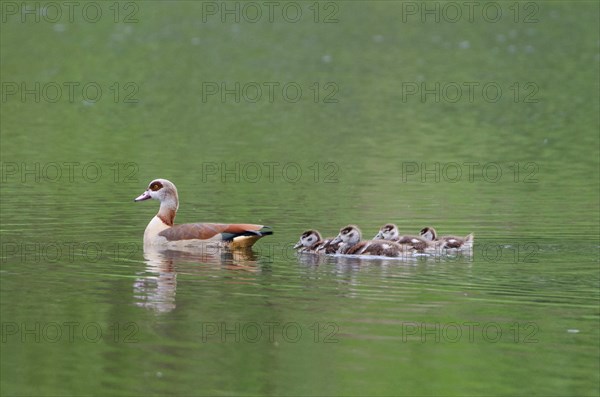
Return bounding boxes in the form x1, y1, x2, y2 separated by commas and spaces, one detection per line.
294, 230, 323, 249
374, 223, 399, 240
419, 226, 437, 241
331, 225, 362, 246
135, 179, 179, 207
135, 179, 179, 226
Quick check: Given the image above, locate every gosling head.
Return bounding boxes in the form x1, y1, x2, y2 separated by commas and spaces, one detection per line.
374, 223, 399, 240
331, 225, 362, 246
294, 230, 323, 249
419, 226, 437, 241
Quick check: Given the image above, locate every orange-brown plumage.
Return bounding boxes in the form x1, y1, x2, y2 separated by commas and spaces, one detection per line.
135, 179, 272, 248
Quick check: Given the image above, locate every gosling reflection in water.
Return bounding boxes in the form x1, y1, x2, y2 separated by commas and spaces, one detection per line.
133, 246, 259, 313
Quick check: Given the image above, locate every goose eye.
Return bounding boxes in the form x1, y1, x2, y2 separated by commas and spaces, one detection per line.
150, 182, 163, 191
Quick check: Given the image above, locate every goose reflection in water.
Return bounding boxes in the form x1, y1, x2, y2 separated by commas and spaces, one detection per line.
133, 246, 259, 313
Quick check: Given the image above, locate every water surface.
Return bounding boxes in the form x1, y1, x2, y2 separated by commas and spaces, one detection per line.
1, 1, 599, 396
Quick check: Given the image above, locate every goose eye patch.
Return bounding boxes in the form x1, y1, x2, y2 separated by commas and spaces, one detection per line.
150, 182, 163, 191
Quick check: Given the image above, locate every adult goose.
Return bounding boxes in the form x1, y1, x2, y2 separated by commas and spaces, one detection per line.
134, 179, 272, 248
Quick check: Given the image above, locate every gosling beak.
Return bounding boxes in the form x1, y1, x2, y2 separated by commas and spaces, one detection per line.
330, 236, 342, 245
293, 241, 303, 249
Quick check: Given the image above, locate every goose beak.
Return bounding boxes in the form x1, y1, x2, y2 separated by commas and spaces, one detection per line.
293, 241, 303, 249
374, 232, 383, 240
134, 190, 152, 202
330, 236, 342, 245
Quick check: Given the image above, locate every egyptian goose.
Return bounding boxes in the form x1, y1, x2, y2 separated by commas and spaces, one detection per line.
134, 179, 272, 248
330, 225, 414, 257
419, 226, 474, 249
373, 223, 438, 252
293, 230, 339, 254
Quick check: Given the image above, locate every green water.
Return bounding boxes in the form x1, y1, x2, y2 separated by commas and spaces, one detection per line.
1, 1, 599, 396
